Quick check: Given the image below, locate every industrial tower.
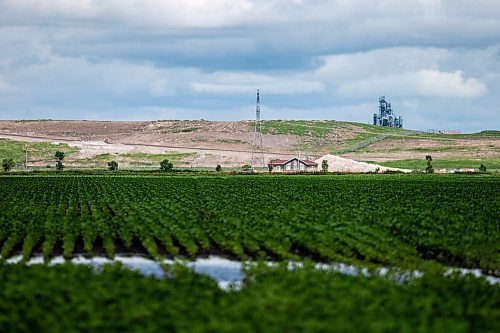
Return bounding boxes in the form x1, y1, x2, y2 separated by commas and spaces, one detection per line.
251, 89, 265, 168
373, 96, 403, 128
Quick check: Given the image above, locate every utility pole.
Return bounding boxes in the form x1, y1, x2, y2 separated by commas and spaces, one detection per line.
24, 143, 29, 171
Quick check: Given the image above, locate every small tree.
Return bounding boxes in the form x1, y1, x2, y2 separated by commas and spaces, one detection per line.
479, 164, 487, 173
321, 159, 328, 173
2, 158, 15, 172
108, 160, 118, 171
55, 151, 65, 161
425, 155, 434, 174
160, 159, 173, 171
268, 164, 273, 172
215, 164, 222, 172
55, 150, 65, 171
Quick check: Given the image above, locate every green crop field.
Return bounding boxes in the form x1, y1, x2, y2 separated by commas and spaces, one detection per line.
0, 174, 499, 331
0, 174, 498, 270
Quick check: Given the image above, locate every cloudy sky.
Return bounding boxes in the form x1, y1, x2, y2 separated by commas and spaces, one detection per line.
0, 0, 499, 132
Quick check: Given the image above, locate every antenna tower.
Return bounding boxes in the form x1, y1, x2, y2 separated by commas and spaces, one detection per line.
251, 89, 265, 168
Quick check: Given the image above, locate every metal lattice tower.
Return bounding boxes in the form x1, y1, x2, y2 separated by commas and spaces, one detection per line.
251, 89, 265, 168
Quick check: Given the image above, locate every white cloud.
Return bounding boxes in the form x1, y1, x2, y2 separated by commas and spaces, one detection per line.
2, 0, 500, 32
0, 77, 18, 95
191, 72, 325, 94
0, 0, 258, 28
314, 47, 491, 98
337, 69, 486, 98
147, 79, 172, 97
414, 70, 486, 97
316, 48, 450, 81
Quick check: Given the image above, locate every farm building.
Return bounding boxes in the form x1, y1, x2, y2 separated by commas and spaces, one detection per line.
268, 158, 318, 172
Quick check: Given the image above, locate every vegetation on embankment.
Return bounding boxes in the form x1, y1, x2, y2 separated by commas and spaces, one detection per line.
260, 120, 411, 138
260, 120, 348, 137
0, 139, 79, 165
79, 152, 197, 166
377, 158, 500, 171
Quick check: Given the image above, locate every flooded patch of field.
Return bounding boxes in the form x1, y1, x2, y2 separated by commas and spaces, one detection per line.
5, 255, 499, 290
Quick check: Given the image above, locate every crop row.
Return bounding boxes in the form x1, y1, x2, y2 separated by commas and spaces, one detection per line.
0, 174, 498, 271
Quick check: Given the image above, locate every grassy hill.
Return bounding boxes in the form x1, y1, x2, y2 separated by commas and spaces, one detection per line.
259, 121, 499, 170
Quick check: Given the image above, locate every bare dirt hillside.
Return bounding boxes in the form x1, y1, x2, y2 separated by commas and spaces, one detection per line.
0, 120, 498, 169
0, 120, 309, 168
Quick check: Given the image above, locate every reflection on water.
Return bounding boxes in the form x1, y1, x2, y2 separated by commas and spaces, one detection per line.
4, 255, 499, 289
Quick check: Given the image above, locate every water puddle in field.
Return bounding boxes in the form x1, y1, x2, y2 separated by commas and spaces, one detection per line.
4, 255, 499, 290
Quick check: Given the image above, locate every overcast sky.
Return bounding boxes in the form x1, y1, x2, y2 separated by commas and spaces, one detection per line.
0, 0, 499, 132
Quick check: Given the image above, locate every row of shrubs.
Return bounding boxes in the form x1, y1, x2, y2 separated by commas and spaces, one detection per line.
1, 152, 491, 173
1, 150, 226, 173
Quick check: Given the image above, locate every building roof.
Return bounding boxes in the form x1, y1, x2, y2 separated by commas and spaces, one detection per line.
268, 158, 318, 167
302, 159, 318, 166
269, 159, 289, 165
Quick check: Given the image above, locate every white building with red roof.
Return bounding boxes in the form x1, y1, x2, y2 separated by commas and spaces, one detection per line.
268, 158, 318, 172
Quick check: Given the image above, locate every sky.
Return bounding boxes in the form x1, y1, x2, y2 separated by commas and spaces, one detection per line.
0, 0, 499, 132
